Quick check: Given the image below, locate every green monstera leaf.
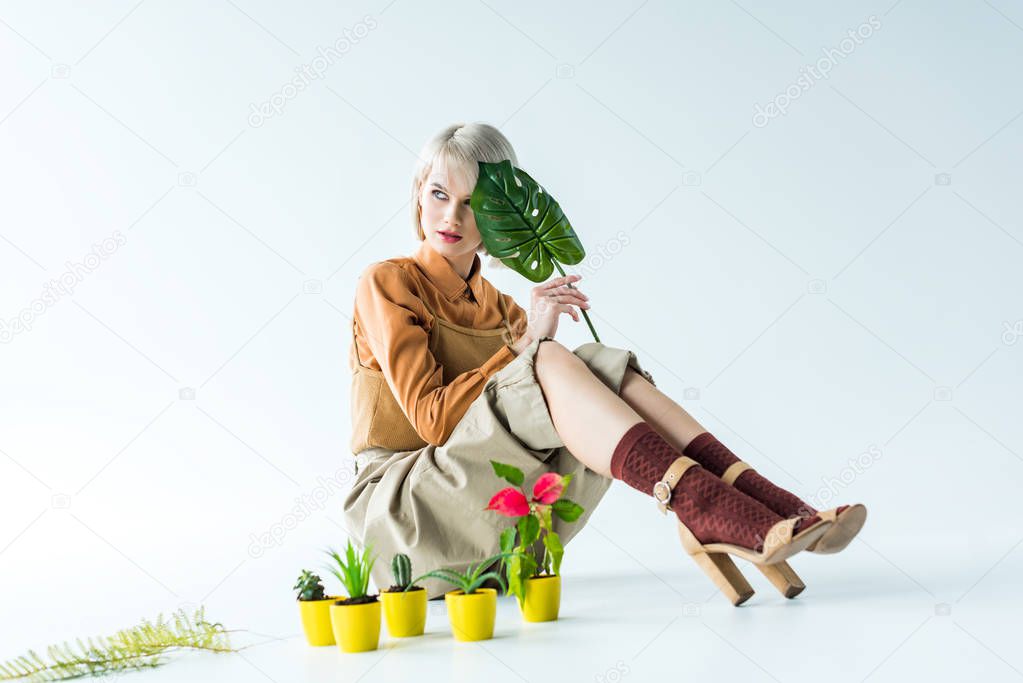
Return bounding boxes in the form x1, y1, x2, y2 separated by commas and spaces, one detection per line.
471, 159, 600, 342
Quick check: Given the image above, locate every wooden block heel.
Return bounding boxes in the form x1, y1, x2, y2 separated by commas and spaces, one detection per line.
677, 521, 755, 605
654, 454, 831, 606
754, 561, 805, 598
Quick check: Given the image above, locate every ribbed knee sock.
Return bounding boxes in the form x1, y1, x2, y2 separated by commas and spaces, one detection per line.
683, 431, 818, 519
609, 422, 782, 550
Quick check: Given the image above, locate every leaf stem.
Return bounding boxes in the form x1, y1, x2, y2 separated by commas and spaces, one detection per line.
551, 262, 599, 343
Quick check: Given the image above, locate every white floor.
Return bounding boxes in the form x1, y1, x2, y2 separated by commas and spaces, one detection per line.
72, 539, 1022, 683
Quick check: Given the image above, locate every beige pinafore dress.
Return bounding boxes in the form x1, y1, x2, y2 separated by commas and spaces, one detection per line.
343, 290, 658, 599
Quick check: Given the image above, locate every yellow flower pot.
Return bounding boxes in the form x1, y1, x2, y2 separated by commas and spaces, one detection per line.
517, 574, 561, 622
329, 598, 381, 653
298, 596, 343, 646
380, 587, 427, 637
444, 588, 498, 642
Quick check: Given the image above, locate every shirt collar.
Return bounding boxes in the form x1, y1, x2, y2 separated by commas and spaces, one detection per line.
413, 240, 485, 303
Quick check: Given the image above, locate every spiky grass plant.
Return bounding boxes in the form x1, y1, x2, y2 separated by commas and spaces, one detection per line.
324, 540, 376, 604
0, 606, 235, 681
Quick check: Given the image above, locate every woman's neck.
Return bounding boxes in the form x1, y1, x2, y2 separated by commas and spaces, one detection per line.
445, 250, 476, 280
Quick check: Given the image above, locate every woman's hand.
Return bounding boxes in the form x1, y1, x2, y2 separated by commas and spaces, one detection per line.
523, 274, 590, 342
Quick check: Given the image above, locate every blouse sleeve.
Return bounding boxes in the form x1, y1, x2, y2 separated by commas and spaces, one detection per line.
354, 262, 518, 446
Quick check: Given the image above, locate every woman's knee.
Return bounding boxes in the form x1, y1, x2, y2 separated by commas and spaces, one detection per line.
535, 337, 565, 362
535, 338, 584, 370
534, 339, 588, 386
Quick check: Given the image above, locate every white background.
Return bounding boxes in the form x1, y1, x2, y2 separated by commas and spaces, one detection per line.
2, 1, 1022, 681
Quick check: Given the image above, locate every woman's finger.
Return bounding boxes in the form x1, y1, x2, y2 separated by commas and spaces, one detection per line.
558, 289, 589, 305
548, 283, 588, 300
547, 293, 589, 308
543, 289, 588, 303
539, 274, 581, 292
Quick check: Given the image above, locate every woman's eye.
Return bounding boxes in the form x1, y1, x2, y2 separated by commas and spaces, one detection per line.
432, 190, 447, 200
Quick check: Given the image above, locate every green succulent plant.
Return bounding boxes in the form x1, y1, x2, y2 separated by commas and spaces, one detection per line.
390, 553, 416, 591
407, 552, 513, 595
324, 540, 376, 601
293, 569, 326, 601
470, 159, 599, 342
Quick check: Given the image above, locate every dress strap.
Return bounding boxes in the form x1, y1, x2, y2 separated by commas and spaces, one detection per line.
496, 293, 515, 343
418, 282, 516, 341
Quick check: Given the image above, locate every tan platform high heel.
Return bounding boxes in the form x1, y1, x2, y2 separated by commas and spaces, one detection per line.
656, 456, 832, 606
718, 461, 806, 599
720, 461, 868, 555
806, 503, 868, 554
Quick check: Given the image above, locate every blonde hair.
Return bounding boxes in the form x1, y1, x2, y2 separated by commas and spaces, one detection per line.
411, 122, 518, 268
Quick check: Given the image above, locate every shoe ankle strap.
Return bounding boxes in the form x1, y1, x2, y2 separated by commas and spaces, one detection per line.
653, 456, 699, 515
721, 460, 752, 485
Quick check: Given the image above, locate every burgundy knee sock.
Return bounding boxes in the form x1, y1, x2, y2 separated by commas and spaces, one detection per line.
609, 422, 783, 551
683, 431, 818, 520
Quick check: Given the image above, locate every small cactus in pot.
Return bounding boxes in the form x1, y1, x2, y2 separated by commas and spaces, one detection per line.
294, 569, 340, 646
294, 570, 327, 601
380, 553, 427, 638
389, 553, 414, 591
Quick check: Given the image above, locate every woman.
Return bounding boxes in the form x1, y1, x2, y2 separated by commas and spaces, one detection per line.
342, 122, 866, 605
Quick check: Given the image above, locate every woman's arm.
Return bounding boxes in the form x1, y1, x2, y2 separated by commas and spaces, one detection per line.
501, 292, 534, 355
509, 332, 534, 355
354, 262, 522, 445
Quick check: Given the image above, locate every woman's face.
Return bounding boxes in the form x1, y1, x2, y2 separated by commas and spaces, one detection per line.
418, 158, 484, 261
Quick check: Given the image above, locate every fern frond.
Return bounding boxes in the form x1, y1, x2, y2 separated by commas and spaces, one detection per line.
0, 606, 235, 681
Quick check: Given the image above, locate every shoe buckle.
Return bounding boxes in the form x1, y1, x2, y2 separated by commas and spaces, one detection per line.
652, 481, 672, 514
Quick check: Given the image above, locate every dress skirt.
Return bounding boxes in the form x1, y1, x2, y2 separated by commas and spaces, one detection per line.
341, 335, 658, 599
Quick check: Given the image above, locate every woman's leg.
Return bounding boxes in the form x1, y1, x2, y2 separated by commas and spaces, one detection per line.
542, 346, 806, 515
617, 367, 819, 520
533, 340, 644, 478
533, 340, 820, 568
618, 367, 707, 451
615, 368, 866, 556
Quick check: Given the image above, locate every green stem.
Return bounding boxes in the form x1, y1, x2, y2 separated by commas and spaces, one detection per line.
551, 262, 599, 343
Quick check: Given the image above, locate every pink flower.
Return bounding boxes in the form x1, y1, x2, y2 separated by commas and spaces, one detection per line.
531, 473, 565, 505
485, 487, 530, 517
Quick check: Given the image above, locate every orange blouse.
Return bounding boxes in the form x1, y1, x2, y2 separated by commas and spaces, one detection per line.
350, 240, 529, 446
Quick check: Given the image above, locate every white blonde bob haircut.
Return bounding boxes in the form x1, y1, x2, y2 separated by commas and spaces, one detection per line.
411, 122, 518, 268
